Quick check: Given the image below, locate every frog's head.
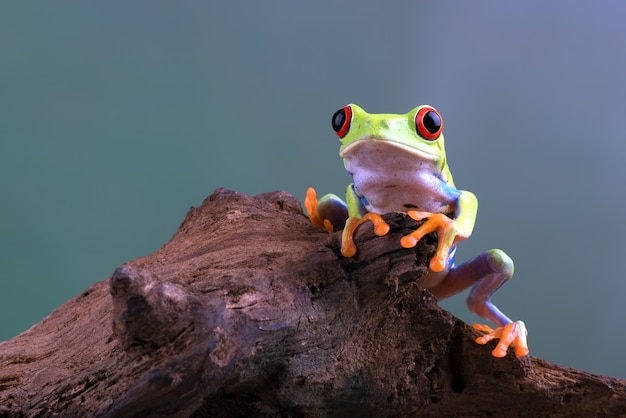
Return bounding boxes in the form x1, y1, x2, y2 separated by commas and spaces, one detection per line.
332, 104, 448, 171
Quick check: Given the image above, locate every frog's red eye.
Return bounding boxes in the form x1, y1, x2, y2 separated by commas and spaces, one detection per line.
332, 105, 352, 138
415, 106, 443, 140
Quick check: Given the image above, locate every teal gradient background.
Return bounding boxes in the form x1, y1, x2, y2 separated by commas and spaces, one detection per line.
2, 2, 626, 379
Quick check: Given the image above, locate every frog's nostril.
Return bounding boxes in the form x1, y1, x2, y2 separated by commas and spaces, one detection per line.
382, 120, 391, 128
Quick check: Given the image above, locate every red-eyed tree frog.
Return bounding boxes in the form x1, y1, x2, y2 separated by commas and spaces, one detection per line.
305, 104, 529, 358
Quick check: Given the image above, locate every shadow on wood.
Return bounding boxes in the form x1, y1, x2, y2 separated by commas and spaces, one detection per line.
0, 188, 624, 417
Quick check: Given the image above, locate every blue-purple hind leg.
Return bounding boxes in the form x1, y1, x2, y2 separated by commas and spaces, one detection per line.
429, 249, 514, 327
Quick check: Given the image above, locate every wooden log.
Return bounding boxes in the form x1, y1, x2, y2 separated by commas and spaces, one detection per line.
0, 188, 624, 417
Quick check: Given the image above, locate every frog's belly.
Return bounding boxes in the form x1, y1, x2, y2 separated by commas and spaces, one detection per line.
353, 172, 452, 214
344, 143, 456, 214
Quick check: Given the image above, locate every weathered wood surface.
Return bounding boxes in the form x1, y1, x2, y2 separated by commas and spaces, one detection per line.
0, 188, 624, 417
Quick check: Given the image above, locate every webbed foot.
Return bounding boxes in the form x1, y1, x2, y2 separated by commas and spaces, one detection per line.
341, 214, 389, 257
473, 321, 529, 358
400, 211, 460, 272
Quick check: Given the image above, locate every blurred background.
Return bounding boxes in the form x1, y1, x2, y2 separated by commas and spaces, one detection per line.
1, 2, 625, 379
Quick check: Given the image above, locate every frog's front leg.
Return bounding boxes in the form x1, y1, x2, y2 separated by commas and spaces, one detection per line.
339, 184, 390, 257
428, 249, 529, 358
340, 213, 390, 257
305, 187, 389, 255
400, 191, 478, 272
400, 211, 463, 272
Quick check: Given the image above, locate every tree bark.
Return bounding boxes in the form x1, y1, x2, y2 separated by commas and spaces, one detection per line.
0, 188, 624, 417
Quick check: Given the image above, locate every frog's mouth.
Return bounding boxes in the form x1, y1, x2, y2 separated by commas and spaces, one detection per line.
340, 137, 440, 162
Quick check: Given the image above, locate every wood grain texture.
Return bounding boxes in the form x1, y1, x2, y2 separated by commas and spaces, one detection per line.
0, 188, 624, 417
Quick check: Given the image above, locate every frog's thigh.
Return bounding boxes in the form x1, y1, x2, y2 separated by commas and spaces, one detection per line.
428, 249, 513, 302
317, 194, 349, 232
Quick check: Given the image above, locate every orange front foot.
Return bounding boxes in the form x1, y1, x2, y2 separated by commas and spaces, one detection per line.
341, 213, 390, 257
304, 187, 335, 232
473, 321, 529, 358
400, 211, 458, 272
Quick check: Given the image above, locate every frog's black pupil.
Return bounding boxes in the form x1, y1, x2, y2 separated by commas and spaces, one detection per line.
423, 111, 441, 134
332, 109, 346, 132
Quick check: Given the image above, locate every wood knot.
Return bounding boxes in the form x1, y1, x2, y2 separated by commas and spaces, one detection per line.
110, 265, 194, 351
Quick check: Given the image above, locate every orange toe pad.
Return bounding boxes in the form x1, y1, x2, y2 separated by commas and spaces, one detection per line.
473, 321, 529, 358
